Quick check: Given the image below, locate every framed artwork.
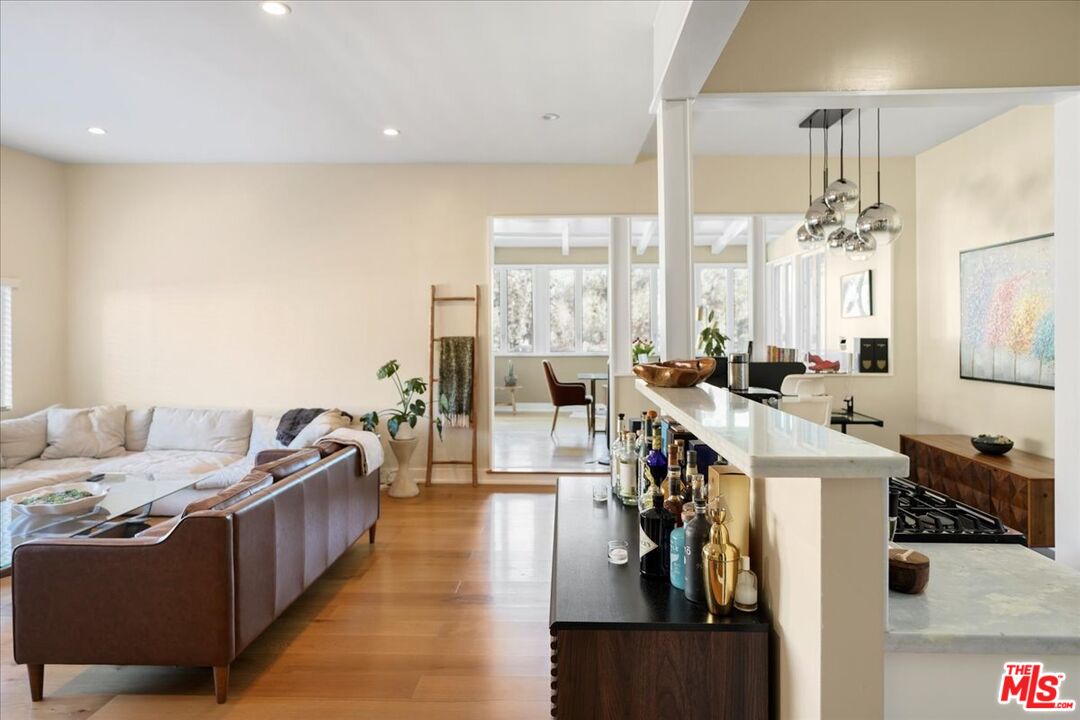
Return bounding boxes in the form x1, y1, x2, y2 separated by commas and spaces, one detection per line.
960, 233, 1054, 389
840, 270, 872, 318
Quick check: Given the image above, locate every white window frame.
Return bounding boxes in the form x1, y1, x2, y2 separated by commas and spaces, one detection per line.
796, 250, 827, 356
0, 278, 16, 411
766, 256, 795, 349
492, 264, 609, 356
693, 262, 750, 350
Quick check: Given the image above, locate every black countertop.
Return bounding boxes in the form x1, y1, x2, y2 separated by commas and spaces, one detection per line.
549, 477, 768, 632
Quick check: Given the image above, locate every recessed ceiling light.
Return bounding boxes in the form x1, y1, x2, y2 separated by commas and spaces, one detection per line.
87, 127, 107, 135
382, 127, 400, 137
542, 113, 560, 121
260, 1, 291, 16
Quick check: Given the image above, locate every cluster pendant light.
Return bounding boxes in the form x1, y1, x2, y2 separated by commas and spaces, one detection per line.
798, 108, 903, 261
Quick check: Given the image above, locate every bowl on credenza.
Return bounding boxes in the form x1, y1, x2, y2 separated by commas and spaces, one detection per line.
632, 358, 716, 388
971, 434, 1014, 456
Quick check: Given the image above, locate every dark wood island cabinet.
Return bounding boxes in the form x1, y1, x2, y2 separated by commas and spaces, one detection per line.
549, 478, 769, 720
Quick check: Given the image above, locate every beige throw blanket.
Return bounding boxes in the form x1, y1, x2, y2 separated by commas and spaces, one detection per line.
314, 427, 384, 475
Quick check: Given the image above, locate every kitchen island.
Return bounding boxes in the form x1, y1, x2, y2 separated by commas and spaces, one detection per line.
635, 380, 909, 720
886, 543, 1080, 720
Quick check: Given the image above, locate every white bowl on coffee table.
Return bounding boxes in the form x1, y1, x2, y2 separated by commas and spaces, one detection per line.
8, 482, 109, 516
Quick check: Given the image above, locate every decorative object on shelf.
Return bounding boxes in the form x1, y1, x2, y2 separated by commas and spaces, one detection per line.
503, 359, 517, 387
888, 545, 930, 594
960, 234, 1054, 389
702, 504, 740, 616
697, 307, 729, 358
971, 434, 1014, 456
633, 358, 716, 388
841, 269, 873, 318
361, 359, 446, 498
855, 337, 889, 373
631, 336, 656, 364
806, 353, 840, 373
855, 108, 903, 250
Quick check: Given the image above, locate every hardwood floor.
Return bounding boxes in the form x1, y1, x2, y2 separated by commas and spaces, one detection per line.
0, 486, 558, 719
490, 411, 607, 473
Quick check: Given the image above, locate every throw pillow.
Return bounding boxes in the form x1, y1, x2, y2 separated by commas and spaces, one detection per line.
0, 406, 53, 466
288, 409, 351, 449
41, 405, 127, 460
125, 408, 154, 451
145, 407, 253, 455
247, 413, 285, 456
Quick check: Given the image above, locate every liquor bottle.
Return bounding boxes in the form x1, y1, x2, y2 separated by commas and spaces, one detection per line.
639, 484, 676, 578
683, 482, 711, 604
661, 443, 678, 498
669, 504, 692, 591
615, 432, 639, 506
637, 416, 651, 510
663, 467, 684, 517
642, 429, 667, 510
675, 439, 686, 478
683, 450, 699, 505
703, 505, 741, 616
610, 413, 625, 494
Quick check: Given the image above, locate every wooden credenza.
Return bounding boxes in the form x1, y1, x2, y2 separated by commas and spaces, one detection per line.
550, 478, 768, 719
899, 434, 1054, 547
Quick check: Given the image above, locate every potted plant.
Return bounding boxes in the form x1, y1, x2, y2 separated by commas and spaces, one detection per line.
360, 359, 447, 498
504, 359, 518, 387
632, 337, 656, 364
698, 310, 729, 358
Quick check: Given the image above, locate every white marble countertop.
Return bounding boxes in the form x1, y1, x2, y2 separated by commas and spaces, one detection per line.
887, 543, 1080, 654
635, 380, 909, 478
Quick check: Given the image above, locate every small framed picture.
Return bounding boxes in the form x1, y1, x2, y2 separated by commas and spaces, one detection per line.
841, 270, 873, 318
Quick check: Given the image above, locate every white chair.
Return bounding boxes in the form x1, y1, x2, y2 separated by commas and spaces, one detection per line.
779, 374, 803, 395
779, 396, 833, 426
793, 377, 826, 398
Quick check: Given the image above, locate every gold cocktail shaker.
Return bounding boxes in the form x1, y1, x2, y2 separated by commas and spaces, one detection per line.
702, 505, 740, 616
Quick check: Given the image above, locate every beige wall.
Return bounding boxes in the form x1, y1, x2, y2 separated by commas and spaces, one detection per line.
704, 0, 1080, 93
0, 146, 67, 417
915, 106, 1055, 456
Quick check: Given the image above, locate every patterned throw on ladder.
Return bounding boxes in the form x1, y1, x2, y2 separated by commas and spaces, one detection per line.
439, 336, 474, 428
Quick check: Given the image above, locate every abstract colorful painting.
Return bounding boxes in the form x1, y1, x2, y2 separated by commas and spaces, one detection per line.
960, 234, 1054, 389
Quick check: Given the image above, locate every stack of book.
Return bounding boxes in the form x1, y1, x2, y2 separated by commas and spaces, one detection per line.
765, 345, 800, 363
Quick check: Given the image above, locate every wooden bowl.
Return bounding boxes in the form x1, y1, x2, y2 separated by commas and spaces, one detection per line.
971, 435, 1013, 456
632, 358, 716, 388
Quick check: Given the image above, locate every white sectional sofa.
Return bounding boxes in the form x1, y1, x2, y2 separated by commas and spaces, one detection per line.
0, 405, 354, 514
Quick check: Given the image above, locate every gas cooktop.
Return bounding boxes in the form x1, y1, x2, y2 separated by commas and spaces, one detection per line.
890, 477, 1026, 544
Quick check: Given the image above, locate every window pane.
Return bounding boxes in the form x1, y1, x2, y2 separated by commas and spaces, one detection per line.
505, 269, 533, 352
698, 267, 729, 336
732, 267, 750, 347
492, 271, 503, 353
549, 268, 575, 352
631, 267, 652, 344
581, 268, 608, 353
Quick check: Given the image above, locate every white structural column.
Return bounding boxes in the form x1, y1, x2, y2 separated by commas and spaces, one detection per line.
657, 98, 695, 360
609, 216, 632, 377
747, 215, 767, 360
1055, 94, 1080, 571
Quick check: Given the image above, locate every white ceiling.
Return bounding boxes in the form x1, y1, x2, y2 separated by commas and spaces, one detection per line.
0, 0, 658, 163
690, 104, 1019, 157
492, 215, 802, 251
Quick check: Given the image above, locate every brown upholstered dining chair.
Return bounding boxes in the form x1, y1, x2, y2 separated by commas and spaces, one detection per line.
542, 360, 594, 436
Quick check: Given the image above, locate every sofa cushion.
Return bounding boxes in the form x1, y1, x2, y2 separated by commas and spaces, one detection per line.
185, 470, 273, 514
194, 456, 255, 490
146, 407, 253, 455
248, 413, 285, 456
287, 409, 351, 449
41, 405, 127, 460
254, 448, 321, 481
0, 407, 52, 467
125, 408, 154, 451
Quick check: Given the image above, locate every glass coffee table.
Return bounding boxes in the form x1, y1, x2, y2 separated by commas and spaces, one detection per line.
0, 472, 199, 576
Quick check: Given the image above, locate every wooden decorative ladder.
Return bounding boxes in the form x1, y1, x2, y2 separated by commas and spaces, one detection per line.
426, 284, 479, 486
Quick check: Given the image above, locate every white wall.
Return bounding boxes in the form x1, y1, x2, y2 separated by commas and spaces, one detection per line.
0, 146, 67, 417
914, 107, 1055, 456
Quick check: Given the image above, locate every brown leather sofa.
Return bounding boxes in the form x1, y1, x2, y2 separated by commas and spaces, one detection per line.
11, 444, 379, 704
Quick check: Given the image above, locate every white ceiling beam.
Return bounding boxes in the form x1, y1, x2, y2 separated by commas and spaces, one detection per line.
694, 86, 1080, 112
711, 219, 748, 254
636, 220, 656, 255
651, 0, 748, 113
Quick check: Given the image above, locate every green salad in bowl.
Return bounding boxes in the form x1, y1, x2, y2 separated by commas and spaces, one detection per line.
18, 488, 94, 506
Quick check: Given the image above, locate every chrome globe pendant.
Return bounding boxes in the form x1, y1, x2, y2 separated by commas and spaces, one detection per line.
825, 112, 859, 212
844, 230, 877, 261
856, 108, 902, 247
798, 125, 824, 247
843, 108, 876, 261
805, 121, 842, 240
827, 226, 856, 253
